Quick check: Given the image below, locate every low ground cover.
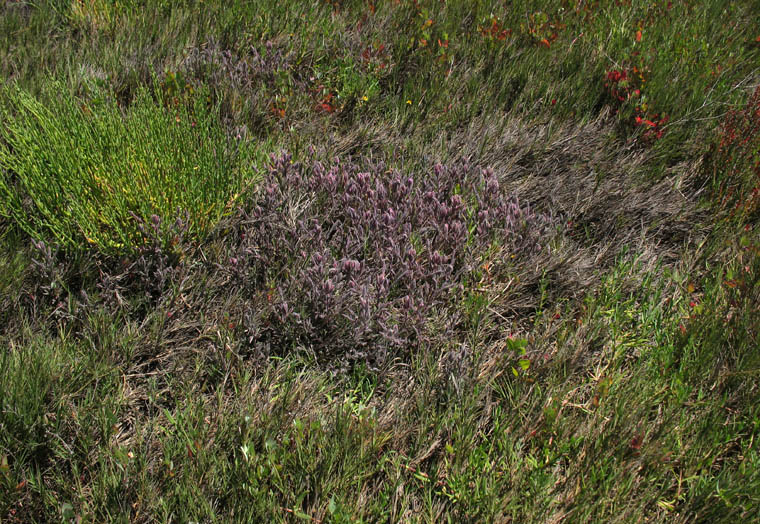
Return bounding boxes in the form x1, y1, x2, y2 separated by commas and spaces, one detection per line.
1, 1, 759, 522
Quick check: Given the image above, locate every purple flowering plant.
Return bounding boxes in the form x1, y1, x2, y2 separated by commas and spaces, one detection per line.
227, 152, 554, 367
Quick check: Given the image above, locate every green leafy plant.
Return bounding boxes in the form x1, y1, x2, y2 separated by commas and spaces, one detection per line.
506, 336, 530, 377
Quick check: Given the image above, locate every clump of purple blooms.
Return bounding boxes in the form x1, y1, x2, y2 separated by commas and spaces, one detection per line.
229, 152, 554, 367
183, 38, 292, 93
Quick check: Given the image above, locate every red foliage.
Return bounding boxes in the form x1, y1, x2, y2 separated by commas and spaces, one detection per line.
714, 86, 760, 216
317, 92, 337, 113
604, 63, 667, 143
479, 17, 512, 41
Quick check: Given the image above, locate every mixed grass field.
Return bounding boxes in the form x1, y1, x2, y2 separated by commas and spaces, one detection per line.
1, 1, 759, 522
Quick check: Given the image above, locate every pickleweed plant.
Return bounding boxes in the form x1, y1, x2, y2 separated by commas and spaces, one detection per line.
0, 82, 258, 254
227, 153, 554, 368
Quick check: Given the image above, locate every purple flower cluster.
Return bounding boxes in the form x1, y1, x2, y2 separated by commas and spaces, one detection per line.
230, 153, 553, 367
91, 211, 191, 313
183, 38, 291, 93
